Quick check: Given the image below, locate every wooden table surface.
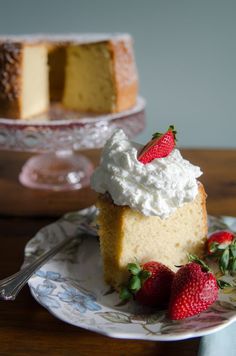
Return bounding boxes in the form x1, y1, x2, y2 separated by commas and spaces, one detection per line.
0, 149, 235, 355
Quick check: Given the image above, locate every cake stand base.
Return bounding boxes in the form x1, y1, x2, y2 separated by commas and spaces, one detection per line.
19, 151, 94, 191
0, 97, 145, 192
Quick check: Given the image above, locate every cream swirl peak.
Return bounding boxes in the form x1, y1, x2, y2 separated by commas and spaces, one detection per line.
90, 129, 202, 218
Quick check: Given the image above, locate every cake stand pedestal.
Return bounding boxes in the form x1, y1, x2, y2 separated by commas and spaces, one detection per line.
19, 150, 94, 191
0, 97, 145, 191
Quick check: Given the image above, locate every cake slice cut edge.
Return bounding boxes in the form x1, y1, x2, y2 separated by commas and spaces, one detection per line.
96, 183, 207, 290
0, 41, 49, 119
62, 37, 138, 113
21, 44, 49, 119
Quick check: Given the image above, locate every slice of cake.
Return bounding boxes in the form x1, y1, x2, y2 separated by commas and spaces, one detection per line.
91, 128, 207, 290
62, 35, 138, 113
0, 39, 49, 119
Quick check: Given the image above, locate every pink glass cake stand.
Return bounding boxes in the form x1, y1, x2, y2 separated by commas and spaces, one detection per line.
0, 97, 145, 191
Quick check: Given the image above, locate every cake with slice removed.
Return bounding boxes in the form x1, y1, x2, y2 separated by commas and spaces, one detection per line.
91, 127, 207, 289
0, 33, 138, 119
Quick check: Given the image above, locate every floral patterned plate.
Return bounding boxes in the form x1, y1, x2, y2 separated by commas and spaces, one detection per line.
24, 208, 236, 341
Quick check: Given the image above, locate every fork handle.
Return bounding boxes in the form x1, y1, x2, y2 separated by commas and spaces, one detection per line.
0, 234, 76, 301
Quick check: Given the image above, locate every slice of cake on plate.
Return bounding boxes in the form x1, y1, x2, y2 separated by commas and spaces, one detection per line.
91, 127, 207, 289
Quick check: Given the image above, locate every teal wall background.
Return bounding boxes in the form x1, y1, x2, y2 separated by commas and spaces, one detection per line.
0, 0, 235, 147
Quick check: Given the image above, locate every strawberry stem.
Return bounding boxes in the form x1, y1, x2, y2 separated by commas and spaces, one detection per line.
188, 254, 232, 289
128, 262, 141, 275
152, 125, 177, 142
119, 287, 132, 301
129, 275, 141, 291
207, 236, 236, 274
152, 131, 163, 140
220, 248, 230, 273
168, 125, 177, 141
188, 254, 211, 272
217, 279, 232, 289
119, 262, 151, 301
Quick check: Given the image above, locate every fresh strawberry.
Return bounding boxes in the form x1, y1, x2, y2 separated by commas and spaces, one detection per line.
138, 125, 177, 164
206, 230, 236, 273
168, 255, 229, 320
120, 261, 175, 308
207, 231, 234, 254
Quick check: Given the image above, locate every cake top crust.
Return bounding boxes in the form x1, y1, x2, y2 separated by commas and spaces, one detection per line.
91, 129, 203, 218
0, 33, 132, 46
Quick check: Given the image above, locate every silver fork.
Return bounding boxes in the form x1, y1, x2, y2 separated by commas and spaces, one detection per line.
0, 211, 98, 301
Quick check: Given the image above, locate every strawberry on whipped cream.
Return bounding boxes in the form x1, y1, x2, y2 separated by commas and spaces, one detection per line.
90, 129, 202, 219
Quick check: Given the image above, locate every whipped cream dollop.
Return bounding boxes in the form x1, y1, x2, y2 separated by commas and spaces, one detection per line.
91, 129, 202, 218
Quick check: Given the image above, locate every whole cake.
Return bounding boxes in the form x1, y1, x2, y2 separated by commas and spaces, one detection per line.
91, 128, 207, 289
0, 34, 138, 119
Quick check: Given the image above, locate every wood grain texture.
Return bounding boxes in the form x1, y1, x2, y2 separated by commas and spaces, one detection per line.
0, 149, 235, 355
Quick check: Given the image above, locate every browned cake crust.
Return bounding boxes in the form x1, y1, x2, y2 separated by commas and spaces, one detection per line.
96, 183, 208, 289
0, 42, 23, 119
108, 37, 138, 112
